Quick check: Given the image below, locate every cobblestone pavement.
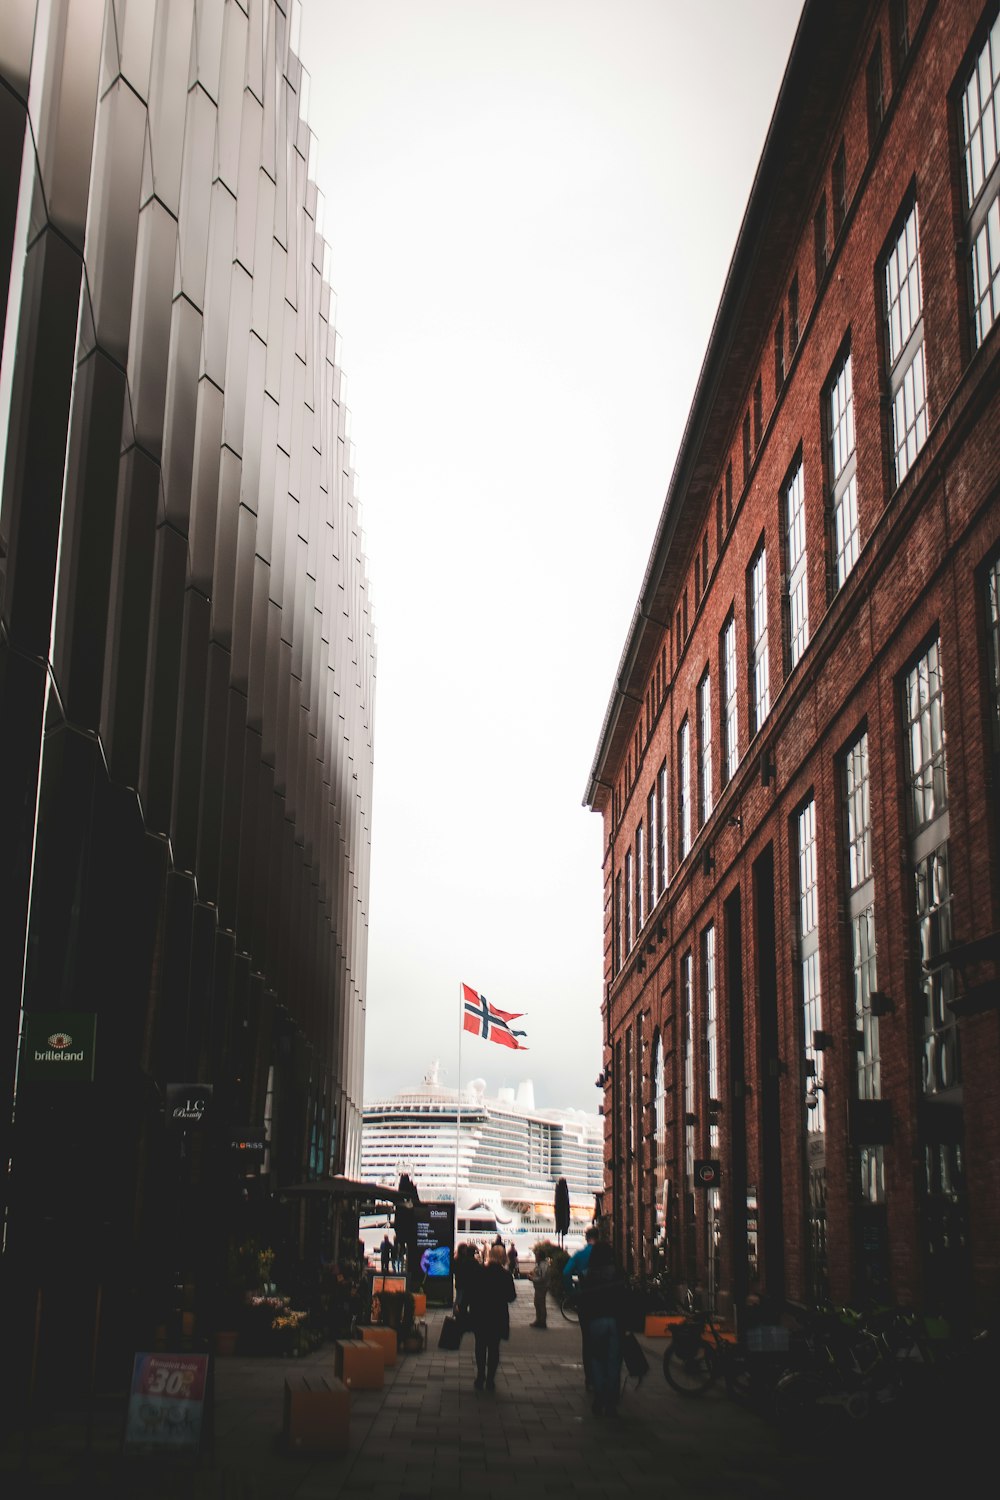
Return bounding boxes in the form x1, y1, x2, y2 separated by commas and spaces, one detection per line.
1, 1288, 990, 1497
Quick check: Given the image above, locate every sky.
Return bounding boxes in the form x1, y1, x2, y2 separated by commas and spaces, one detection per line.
297, 0, 805, 1113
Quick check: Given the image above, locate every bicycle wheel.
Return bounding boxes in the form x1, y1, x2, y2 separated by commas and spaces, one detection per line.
663, 1339, 717, 1395
559, 1293, 580, 1324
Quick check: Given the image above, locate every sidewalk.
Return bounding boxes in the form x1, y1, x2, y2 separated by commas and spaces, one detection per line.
1, 1287, 990, 1497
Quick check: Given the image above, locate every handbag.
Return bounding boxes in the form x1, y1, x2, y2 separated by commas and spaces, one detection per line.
437, 1314, 463, 1351
622, 1329, 650, 1380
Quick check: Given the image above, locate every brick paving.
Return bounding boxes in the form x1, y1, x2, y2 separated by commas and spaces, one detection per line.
0, 1288, 990, 1497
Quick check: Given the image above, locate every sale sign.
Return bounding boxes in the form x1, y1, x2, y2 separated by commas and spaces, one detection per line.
123, 1353, 209, 1454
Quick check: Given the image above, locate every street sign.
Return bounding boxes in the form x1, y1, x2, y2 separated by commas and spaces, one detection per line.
693, 1159, 721, 1188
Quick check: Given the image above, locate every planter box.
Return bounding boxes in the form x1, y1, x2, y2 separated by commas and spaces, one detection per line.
360, 1325, 397, 1367
644, 1315, 687, 1338
334, 1338, 384, 1389
284, 1373, 349, 1455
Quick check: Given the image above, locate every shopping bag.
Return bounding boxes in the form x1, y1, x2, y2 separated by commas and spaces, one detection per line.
622, 1329, 650, 1379
437, 1315, 463, 1350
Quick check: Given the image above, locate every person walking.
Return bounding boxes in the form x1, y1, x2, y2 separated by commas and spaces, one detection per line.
380, 1233, 392, 1275
563, 1225, 600, 1389
468, 1243, 516, 1392
507, 1242, 519, 1279
576, 1240, 630, 1418
529, 1247, 549, 1329
453, 1242, 480, 1324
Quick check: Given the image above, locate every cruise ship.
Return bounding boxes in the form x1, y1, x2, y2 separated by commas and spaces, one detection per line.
361, 1065, 603, 1259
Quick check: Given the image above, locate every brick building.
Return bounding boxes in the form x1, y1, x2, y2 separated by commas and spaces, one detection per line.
585, 0, 1000, 1324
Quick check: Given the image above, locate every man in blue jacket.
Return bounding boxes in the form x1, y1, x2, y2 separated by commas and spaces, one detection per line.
563, 1226, 600, 1389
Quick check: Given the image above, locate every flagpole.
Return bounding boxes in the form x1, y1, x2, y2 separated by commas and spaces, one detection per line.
455, 982, 463, 1236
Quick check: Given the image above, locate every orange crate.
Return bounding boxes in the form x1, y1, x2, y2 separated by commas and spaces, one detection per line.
412, 1293, 426, 1317
335, 1338, 385, 1389
360, 1324, 397, 1367
284, 1373, 349, 1454
644, 1314, 687, 1338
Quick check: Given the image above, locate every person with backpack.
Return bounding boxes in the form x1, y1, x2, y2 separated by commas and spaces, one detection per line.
576, 1239, 631, 1417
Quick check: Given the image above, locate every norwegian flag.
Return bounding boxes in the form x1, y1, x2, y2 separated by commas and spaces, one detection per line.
461, 983, 528, 1050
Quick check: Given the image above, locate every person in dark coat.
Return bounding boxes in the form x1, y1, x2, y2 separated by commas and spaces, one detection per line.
380, 1233, 392, 1274
453, 1242, 480, 1322
576, 1240, 631, 1417
468, 1243, 516, 1391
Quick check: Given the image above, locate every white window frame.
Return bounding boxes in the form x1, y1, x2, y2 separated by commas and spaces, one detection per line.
749, 543, 770, 736
698, 668, 713, 825
657, 761, 668, 893
960, 11, 1000, 348
828, 348, 859, 589
678, 718, 691, 860
797, 798, 825, 1133
721, 612, 739, 782
884, 202, 928, 485
785, 459, 809, 669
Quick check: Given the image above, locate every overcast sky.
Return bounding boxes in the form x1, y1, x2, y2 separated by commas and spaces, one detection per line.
298, 0, 805, 1112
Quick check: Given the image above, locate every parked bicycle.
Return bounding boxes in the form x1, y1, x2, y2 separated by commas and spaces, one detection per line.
662, 1297, 794, 1409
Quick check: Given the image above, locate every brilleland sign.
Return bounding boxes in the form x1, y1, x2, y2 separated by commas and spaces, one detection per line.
22, 1012, 97, 1081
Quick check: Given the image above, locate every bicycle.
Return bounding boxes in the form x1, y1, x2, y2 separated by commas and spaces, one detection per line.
662, 1302, 791, 1405
662, 1303, 732, 1395
556, 1283, 580, 1324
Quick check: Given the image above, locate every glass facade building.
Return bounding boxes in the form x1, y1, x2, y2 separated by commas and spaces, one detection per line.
0, 0, 374, 1370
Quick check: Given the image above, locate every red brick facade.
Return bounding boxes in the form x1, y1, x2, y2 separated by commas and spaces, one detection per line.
586, 0, 1000, 1324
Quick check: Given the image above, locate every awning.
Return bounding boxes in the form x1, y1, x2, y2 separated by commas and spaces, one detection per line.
280, 1175, 401, 1204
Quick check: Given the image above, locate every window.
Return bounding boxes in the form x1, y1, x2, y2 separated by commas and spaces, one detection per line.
698, 668, 713, 825
867, 37, 885, 144
716, 488, 723, 551
703, 924, 718, 1149
742, 410, 752, 482
753, 376, 763, 448
635, 822, 644, 934
678, 718, 691, 861
844, 732, 884, 1203
646, 786, 657, 913
906, 637, 948, 835
721, 612, 739, 784
959, 11, 1000, 348
725, 462, 733, 526
832, 140, 847, 238
748, 542, 770, 736
814, 194, 828, 283
988, 556, 1000, 747
789, 274, 799, 351
827, 346, 859, 590
890, 0, 910, 80
903, 640, 956, 1088
884, 201, 928, 485
774, 314, 785, 391
784, 458, 809, 669
797, 798, 827, 1290
702, 532, 709, 587
682, 952, 694, 1183
614, 872, 622, 973
695, 553, 701, 602
657, 760, 668, 894
797, 798, 825, 1135
624, 849, 633, 954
